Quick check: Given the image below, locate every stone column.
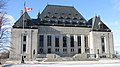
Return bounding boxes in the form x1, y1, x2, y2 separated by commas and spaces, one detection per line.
44, 34, 47, 53
67, 35, 70, 55
81, 35, 85, 54
51, 34, 55, 53
74, 35, 78, 53
59, 35, 63, 54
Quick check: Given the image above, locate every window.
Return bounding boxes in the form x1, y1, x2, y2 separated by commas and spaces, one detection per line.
101, 36, 105, 53
102, 45, 105, 53
44, 16, 49, 18
63, 36, 67, 47
55, 36, 59, 47
48, 48, 51, 53
52, 16, 57, 19
70, 36, 74, 47
73, 17, 77, 20
75, 14, 78, 16
55, 13, 58, 14
66, 17, 70, 19
23, 36, 26, 41
33, 50, 35, 54
72, 21, 77, 24
101, 37, 104, 43
47, 35, 52, 46
71, 48, 74, 52
55, 48, 59, 52
78, 48, 81, 53
65, 20, 70, 24
68, 13, 71, 15
58, 20, 63, 24
85, 36, 88, 48
99, 23, 104, 29
39, 35, 44, 47
63, 49, 67, 52
59, 16, 64, 19
23, 44, 26, 52
39, 48, 43, 53
80, 18, 84, 20
77, 36, 81, 46
48, 12, 51, 14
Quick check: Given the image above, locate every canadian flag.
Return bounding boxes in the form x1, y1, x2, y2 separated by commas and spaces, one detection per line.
24, 7, 32, 12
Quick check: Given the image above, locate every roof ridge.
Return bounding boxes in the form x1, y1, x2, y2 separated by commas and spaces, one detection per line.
47, 4, 74, 8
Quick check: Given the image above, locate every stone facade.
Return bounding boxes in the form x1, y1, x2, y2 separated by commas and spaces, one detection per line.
10, 5, 114, 61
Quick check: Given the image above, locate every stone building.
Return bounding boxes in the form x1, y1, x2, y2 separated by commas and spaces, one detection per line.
10, 5, 114, 61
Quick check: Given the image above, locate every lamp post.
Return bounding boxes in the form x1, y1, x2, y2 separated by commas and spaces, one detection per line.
21, 10, 25, 64
21, 55, 24, 63
96, 49, 99, 59
20, 33, 25, 64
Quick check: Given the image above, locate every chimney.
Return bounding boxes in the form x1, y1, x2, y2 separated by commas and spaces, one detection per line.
20, 10, 23, 16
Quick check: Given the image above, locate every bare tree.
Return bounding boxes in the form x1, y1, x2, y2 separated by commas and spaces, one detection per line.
0, 12, 10, 51
0, 0, 9, 64
0, 0, 9, 51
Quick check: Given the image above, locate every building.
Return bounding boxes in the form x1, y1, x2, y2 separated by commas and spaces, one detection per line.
10, 5, 114, 61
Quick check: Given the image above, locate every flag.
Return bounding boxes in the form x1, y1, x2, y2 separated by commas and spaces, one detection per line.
24, 7, 32, 12
24, 2, 32, 12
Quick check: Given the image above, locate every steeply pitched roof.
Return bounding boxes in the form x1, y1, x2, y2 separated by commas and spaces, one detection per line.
13, 12, 35, 28
89, 16, 111, 32
38, 5, 90, 27
12, 5, 111, 31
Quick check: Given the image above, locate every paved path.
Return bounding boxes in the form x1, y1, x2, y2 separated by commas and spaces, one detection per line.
2, 63, 120, 67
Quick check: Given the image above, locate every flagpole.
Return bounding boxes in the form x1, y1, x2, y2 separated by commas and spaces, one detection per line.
23, 1, 26, 29
21, 1, 26, 64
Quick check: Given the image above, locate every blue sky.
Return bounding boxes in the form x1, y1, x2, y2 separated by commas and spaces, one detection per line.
6, 0, 120, 54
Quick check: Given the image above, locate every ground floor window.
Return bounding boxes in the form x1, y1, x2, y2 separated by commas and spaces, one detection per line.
39, 48, 43, 53
78, 48, 81, 53
77, 36, 81, 46
71, 48, 74, 52
47, 35, 52, 46
70, 36, 74, 47
55, 35, 59, 47
48, 48, 51, 53
102, 45, 105, 53
63, 49, 67, 52
55, 48, 59, 52
63, 36, 67, 47
39, 35, 44, 47
23, 44, 26, 52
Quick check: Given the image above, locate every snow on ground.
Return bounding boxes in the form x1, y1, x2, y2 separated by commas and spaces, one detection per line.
2, 63, 120, 67
2, 59, 120, 67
